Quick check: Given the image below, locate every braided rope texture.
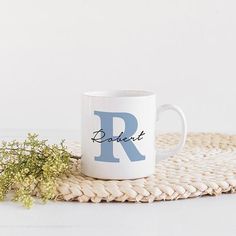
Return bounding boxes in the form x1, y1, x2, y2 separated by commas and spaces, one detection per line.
53, 133, 236, 203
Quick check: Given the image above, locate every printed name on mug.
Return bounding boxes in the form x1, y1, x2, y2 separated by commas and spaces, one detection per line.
91, 111, 146, 163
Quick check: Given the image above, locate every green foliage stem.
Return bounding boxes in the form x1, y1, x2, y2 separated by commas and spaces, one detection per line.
0, 133, 71, 208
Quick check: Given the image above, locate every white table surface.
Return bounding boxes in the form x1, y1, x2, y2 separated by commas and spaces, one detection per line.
0, 130, 235, 236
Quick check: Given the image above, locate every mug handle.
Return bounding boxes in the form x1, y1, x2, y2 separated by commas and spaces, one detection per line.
156, 104, 187, 158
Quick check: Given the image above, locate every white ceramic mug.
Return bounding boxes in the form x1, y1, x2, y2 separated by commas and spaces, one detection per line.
81, 90, 187, 179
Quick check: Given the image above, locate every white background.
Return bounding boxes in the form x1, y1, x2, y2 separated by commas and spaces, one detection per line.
0, 0, 236, 134
1, 194, 236, 236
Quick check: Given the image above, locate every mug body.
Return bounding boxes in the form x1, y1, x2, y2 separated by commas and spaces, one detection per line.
81, 90, 156, 179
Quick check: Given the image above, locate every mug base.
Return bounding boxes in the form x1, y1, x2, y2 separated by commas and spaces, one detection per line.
80, 169, 155, 180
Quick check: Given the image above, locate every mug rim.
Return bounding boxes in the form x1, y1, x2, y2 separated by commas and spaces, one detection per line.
83, 90, 155, 98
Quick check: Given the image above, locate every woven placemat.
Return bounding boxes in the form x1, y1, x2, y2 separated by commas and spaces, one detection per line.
51, 133, 236, 203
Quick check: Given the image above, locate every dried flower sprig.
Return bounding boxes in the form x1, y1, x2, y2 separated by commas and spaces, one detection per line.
0, 133, 71, 208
